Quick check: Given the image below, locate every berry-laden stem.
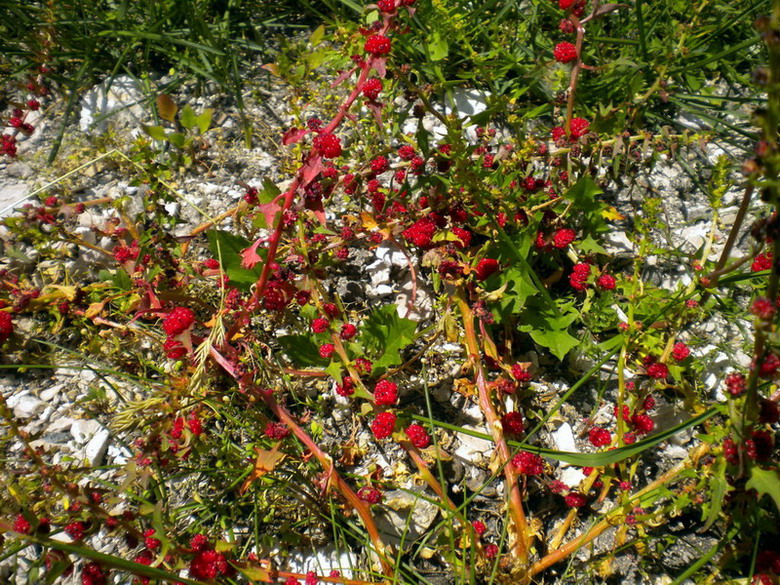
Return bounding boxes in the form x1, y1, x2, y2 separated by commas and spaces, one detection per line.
529, 443, 711, 577
564, 13, 586, 136
743, 7, 780, 432
455, 291, 530, 568
247, 17, 395, 313
252, 387, 394, 580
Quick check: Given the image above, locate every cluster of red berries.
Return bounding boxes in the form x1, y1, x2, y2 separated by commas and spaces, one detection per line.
371, 411, 397, 439
0, 311, 13, 343
314, 132, 342, 159
374, 379, 398, 405
553, 41, 578, 63
189, 534, 234, 580
512, 451, 545, 475
551, 117, 590, 142
405, 423, 431, 448
364, 34, 392, 56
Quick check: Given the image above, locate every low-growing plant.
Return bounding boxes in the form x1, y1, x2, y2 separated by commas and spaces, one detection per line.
1, 1, 779, 585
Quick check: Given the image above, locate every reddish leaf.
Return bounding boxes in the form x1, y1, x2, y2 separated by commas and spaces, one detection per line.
257, 202, 282, 230
304, 195, 327, 225
367, 101, 385, 129
282, 127, 309, 146
300, 156, 324, 188
371, 57, 387, 78
241, 237, 266, 269
331, 67, 357, 88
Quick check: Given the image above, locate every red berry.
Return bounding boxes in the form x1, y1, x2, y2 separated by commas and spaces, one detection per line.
371, 155, 389, 173
596, 274, 616, 290
758, 353, 780, 378
472, 520, 487, 536
398, 145, 416, 160
162, 307, 196, 336
553, 42, 578, 63
371, 412, 397, 439
405, 423, 431, 448
358, 485, 382, 504
364, 34, 392, 56
340, 323, 358, 340
319, 343, 335, 358
646, 362, 669, 380
569, 117, 590, 139
452, 227, 472, 249
0, 311, 14, 342
588, 427, 611, 447
362, 78, 383, 100
163, 337, 187, 359
377, 0, 395, 12
751, 297, 776, 320
631, 414, 655, 435
311, 317, 329, 333
13, 514, 31, 534
265, 422, 289, 439
564, 492, 587, 508
724, 372, 746, 396
354, 357, 373, 374
752, 252, 773, 272
552, 227, 576, 248
559, 18, 575, 33
512, 451, 544, 475
510, 364, 532, 382
313, 133, 342, 159
501, 412, 524, 434
374, 380, 398, 405
402, 215, 438, 248
475, 258, 500, 281
671, 342, 690, 361
64, 521, 86, 540
484, 544, 498, 558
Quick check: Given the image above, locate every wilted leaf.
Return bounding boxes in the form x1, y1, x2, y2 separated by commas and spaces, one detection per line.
240, 443, 286, 494
156, 94, 178, 122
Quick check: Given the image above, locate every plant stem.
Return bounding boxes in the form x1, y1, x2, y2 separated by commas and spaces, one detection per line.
455, 291, 529, 568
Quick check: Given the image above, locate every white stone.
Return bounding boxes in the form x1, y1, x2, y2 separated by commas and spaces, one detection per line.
602, 231, 634, 255
559, 467, 586, 488
84, 428, 111, 467
551, 423, 578, 461
70, 419, 102, 444
8, 394, 45, 419
40, 384, 65, 402
0, 183, 29, 217
79, 75, 145, 134
453, 426, 493, 464
284, 546, 359, 579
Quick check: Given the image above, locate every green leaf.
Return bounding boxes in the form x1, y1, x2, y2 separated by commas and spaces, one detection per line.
112, 269, 132, 291
429, 30, 449, 61
700, 456, 729, 531
277, 335, 327, 367
142, 125, 167, 141
167, 132, 186, 149
746, 466, 780, 514
196, 109, 213, 134
259, 178, 281, 204
180, 104, 197, 130
359, 304, 418, 372
310, 24, 325, 47
519, 302, 580, 360
206, 230, 264, 291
